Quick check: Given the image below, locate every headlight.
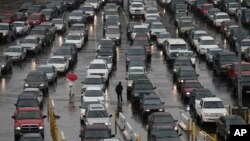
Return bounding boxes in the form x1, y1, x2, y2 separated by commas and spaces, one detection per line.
40, 84, 44, 87
128, 80, 133, 87
116, 37, 119, 39
59, 67, 64, 69
105, 122, 111, 125
1, 64, 5, 68
186, 92, 190, 95
134, 93, 139, 96
174, 126, 178, 131
179, 80, 184, 83
223, 113, 227, 116
69, 57, 72, 60
159, 109, 164, 111
31, 46, 35, 49
144, 109, 150, 112
39, 126, 44, 129
173, 69, 177, 72
16, 127, 21, 130
228, 131, 230, 134
24, 83, 29, 87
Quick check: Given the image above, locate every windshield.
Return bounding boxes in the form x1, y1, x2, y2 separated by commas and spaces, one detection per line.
135, 82, 153, 90
106, 27, 119, 34
0, 25, 9, 30
229, 3, 239, 8
82, 7, 94, 11
174, 60, 191, 66
85, 129, 109, 138
220, 55, 237, 62
87, 110, 108, 118
26, 75, 44, 82
6, 47, 21, 52
201, 39, 216, 45
194, 33, 208, 39
12, 22, 24, 27
86, 0, 98, 3
70, 12, 82, 16
21, 137, 43, 141
41, 10, 51, 15
234, 64, 250, 71
185, 82, 202, 88
67, 35, 80, 40
132, 3, 143, 7
159, 33, 171, 38
28, 15, 39, 20
54, 49, 71, 55
180, 71, 197, 77
17, 111, 41, 119
48, 58, 65, 64
144, 98, 162, 105
156, 129, 179, 138
147, 9, 158, 13
30, 30, 45, 35
37, 67, 53, 73
99, 40, 113, 45
85, 90, 102, 97
133, 40, 149, 46
216, 15, 229, 19
209, 50, 222, 55
17, 99, 38, 108
154, 116, 174, 123
20, 39, 37, 44
100, 48, 113, 53
128, 49, 144, 55
178, 52, 193, 57
81, 101, 100, 109
203, 101, 224, 108
84, 78, 102, 84
151, 23, 164, 29
52, 19, 63, 24
241, 41, 250, 46
133, 27, 148, 33
128, 74, 147, 80
180, 21, 194, 27
195, 91, 213, 100
170, 44, 187, 50
241, 76, 250, 82
89, 64, 106, 69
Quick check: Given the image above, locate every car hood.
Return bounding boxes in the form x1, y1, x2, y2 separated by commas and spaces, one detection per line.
134, 89, 154, 94
4, 52, 21, 56
16, 119, 43, 125
202, 108, 227, 114
143, 104, 164, 110
0, 30, 8, 34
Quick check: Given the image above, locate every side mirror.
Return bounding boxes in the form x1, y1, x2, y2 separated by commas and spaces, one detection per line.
162, 102, 165, 104
86, 67, 89, 69
109, 114, 112, 117
125, 77, 128, 80
82, 115, 86, 118
79, 106, 81, 108
153, 87, 157, 89
12, 116, 15, 119
196, 74, 200, 76
79, 134, 84, 138
43, 115, 47, 118
179, 133, 182, 136
81, 81, 84, 84
111, 134, 115, 137
14, 104, 17, 107
174, 119, 178, 122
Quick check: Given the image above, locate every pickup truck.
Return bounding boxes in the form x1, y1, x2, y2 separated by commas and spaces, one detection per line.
195, 97, 228, 125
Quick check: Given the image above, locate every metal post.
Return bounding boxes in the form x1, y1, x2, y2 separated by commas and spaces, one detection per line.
237, 0, 242, 108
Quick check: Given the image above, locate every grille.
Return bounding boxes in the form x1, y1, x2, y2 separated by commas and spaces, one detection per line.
210, 113, 222, 117
21, 125, 39, 132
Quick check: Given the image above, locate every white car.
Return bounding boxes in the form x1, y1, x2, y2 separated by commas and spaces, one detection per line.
37, 64, 58, 83
196, 36, 219, 55
87, 59, 109, 82
156, 32, 171, 47
81, 87, 105, 102
81, 75, 106, 93
3, 46, 26, 62
79, 99, 101, 124
165, 38, 188, 62
131, 25, 149, 40
12, 21, 30, 36
65, 34, 84, 49
145, 7, 159, 20
105, 25, 121, 44
129, 2, 145, 18
85, 0, 101, 10
47, 56, 69, 73
97, 56, 113, 72
22, 88, 43, 106
51, 18, 66, 32
127, 66, 146, 75
68, 10, 86, 24
213, 12, 230, 28
149, 22, 166, 38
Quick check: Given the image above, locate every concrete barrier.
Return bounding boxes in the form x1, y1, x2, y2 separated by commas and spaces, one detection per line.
123, 122, 133, 140
178, 111, 189, 131
117, 112, 126, 130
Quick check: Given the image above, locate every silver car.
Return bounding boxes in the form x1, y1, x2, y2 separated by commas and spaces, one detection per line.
3, 46, 26, 62
105, 25, 121, 45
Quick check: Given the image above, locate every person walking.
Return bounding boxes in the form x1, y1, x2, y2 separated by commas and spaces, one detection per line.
115, 81, 123, 103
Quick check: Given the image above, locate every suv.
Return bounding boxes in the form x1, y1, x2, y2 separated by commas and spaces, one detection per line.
212, 51, 238, 76
131, 79, 156, 105
12, 107, 46, 140
139, 95, 165, 120
0, 22, 16, 42
16, 93, 41, 109
83, 104, 112, 129
87, 59, 109, 83
79, 100, 100, 124
23, 71, 49, 95
81, 75, 106, 93
172, 57, 193, 80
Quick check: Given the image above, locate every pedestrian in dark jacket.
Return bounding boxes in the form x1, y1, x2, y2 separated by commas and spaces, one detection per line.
115, 81, 123, 103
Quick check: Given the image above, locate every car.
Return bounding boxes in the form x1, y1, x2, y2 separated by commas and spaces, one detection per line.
207, 8, 221, 23
131, 79, 156, 105
177, 50, 196, 67
205, 48, 223, 65
164, 38, 189, 64
12, 107, 46, 140
172, 57, 193, 79
196, 36, 219, 56
156, 32, 171, 48
19, 36, 42, 54
225, 25, 238, 39
97, 56, 114, 71
148, 125, 182, 141
0, 22, 16, 42
139, 95, 165, 120
145, 7, 159, 20
15, 12, 28, 21
26, 13, 46, 26
81, 75, 106, 93
80, 4, 95, 22
174, 3, 188, 14
39, 22, 56, 40
104, 15, 121, 30
225, 2, 239, 16
177, 19, 195, 37
97, 38, 115, 51
228, 27, 249, 47
188, 30, 208, 49
53, 47, 76, 67
127, 66, 146, 76
47, 56, 69, 73
241, 9, 250, 26
87, 59, 109, 83
174, 12, 188, 25
220, 0, 237, 12
16, 93, 41, 109
51, 18, 67, 33
180, 80, 203, 99
199, 3, 214, 17
79, 125, 114, 140
143, 17, 159, 28
130, 25, 149, 41
25, 5, 46, 16
195, 97, 228, 125
189, 88, 214, 109
127, 21, 141, 38
24, 71, 49, 95
126, 46, 146, 70
65, 34, 85, 49
1, 12, 18, 23
129, 2, 145, 18
0, 54, 12, 76
103, 9, 118, 22
18, 2, 32, 13
213, 12, 230, 29
147, 112, 178, 134
40, 9, 56, 21
81, 87, 105, 102
232, 74, 250, 96
242, 0, 250, 8
3, 46, 26, 62
226, 61, 250, 82
216, 115, 246, 141
149, 22, 166, 39
19, 133, 44, 141
29, 26, 53, 47
220, 20, 235, 35
69, 23, 88, 41
68, 10, 87, 26
213, 51, 238, 76
22, 88, 44, 106
64, 0, 80, 10
132, 33, 152, 58
12, 21, 30, 36
105, 25, 121, 45
176, 66, 198, 89
37, 65, 58, 83
61, 43, 78, 58
85, 0, 102, 10
83, 104, 112, 128
79, 99, 101, 124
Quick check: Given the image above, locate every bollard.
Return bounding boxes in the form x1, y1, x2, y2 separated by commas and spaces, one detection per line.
192, 122, 196, 141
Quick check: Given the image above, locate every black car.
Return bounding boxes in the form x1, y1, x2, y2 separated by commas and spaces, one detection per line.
147, 112, 178, 134
212, 51, 237, 76
0, 55, 12, 76
241, 9, 250, 26
232, 75, 250, 96
126, 46, 146, 70
131, 79, 156, 105
172, 57, 193, 80
29, 26, 53, 47
139, 95, 165, 120
98, 44, 117, 62
216, 115, 246, 141
53, 48, 76, 67
242, 0, 250, 8
23, 71, 49, 95
19, 133, 44, 141
176, 67, 198, 89
126, 73, 148, 100
148, 125, 182, 141
189, 88, 214, 108
16, 94, 40, 109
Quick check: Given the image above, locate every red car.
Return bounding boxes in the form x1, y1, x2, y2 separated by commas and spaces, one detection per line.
26, 13, 46, 26
199, 3, 214, 17
226, 61, 250, 81
12, 107, 46, 140
220, 20, 235, 35
1, 12, 18, 23
180, 80, 203, 99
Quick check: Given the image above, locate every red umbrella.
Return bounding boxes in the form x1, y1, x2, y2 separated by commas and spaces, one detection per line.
66, 72, 78, 81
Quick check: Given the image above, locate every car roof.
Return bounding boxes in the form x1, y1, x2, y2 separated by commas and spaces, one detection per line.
166, 38, 186, 44
202, 97, 222, 101
86, 87, 102, 90
88, 104, 105, 110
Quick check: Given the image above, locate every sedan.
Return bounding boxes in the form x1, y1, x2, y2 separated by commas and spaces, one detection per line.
3, 46, 26, 62
12, 21, 30, 36
37, 65, 58, 83
149, 22, 166, 39
65, 34, 85, 49
81, 87, 105, 102
47, 56, 69, 74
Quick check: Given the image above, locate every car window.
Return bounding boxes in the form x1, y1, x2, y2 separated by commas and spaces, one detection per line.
135, 82, 153, 90
48, 58, 66, 64
203, 101, 224, 108
154, 116, 174, 124
87, 110, 108, 118
84, 78, 102, 84
17, 99, 39, 107
143, 98, 161, 105
17, 111, 41, 119
156, 129, 179, 138
89, 64, 107, 69
195, 91, 213, 100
